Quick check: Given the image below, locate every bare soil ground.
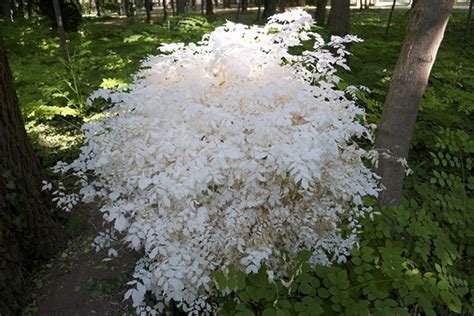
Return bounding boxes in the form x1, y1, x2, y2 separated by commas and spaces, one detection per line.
23, 205, 139, 316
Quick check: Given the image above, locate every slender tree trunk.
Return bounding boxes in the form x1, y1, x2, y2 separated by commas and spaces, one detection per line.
314, 0, 327, 25
279, 0, 285, 12
17, 0, 24, 18
0, 33, 67, 316
125, 0, 131, 18
256, 0, 261, 20
176, 0, 185, 14
263, 0, 275, 18
145, 0, 151, 22
95, 0, 101, 16
27, 0, 33, 17
242, 0, 247, 11
170, 0, 175, 15
206, 0, 213, 15
467, 0, 473, 34
162, 0, 168, 22
385, 0, 396, 38
327, 0, 350, 35
52, 0, 69, 63
375, 0, 455, 206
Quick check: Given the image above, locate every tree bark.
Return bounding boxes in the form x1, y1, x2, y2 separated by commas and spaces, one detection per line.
263, 0, 275, 18
1, 0, 12, 21
52, 0, 69, 63
327, 0, 350, 36
385, 0, 396, 38
0, 34, 67, 316
145, 0, 152, 22
314, 0, 327, 25
278, 0, 285, 13
206, 0, 213, 15
374, 0, 455, 206
95, 0, 101, 16
176, 0, 185, 14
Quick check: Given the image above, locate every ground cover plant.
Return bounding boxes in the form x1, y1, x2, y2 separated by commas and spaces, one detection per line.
1, 7, 473, 316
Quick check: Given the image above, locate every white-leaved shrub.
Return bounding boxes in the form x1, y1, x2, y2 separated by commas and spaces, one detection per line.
49, 9, 379, 315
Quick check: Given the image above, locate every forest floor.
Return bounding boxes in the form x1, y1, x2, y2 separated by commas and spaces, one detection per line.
23, 205, 138, 316
2, 7, 472, 316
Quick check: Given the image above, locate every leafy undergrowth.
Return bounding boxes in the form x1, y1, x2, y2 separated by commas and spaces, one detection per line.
2, 8, 473, 315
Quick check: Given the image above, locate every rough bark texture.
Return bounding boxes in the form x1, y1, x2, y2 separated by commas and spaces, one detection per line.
375, 0, 455, 205
0, 35, 66, 316
263, 0, 275, 19
327, 0, 350, 36
314, 0, 327, 25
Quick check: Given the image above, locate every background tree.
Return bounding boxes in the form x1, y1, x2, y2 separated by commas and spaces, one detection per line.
0, 34, 66, 316
53, 0, 70, 62
176, 0, 185, 14
385, 0, 396, 37
375, 0, 455, 205
145, 0, 152, 22
327, 0, 350, 35
263, 0, 275, 18
314, 0, 327, 25
1, 0, 12, 21
206, 0, 213, 15
279, 0, 285, 13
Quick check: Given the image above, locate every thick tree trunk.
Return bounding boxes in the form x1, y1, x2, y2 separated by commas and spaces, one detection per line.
314, 0, 327, 25
0, 34, 66, 316
327, 0, 350, 36
374, 0, 455, 206
263, 0, 275, 18
52, 0, 69, 63
206, 0, 213, 15
385, 0, 396, 38
176, 0, 185, 14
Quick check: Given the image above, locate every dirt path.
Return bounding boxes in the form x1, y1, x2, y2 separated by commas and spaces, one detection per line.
24, 206, 138, 316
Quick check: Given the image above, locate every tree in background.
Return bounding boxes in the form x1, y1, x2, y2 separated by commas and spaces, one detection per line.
0, 34, 67, 316
279, 0, 285, 13
314, 0, 327, 25
263, 0, 275, 18
39, 0, 82, 32
375, 0, 455, 205
176, 0, 185, 14
206, 0, 213, 15
327, 0, 350, 35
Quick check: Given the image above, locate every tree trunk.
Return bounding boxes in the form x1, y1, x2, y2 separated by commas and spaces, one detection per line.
206, 0, 213, 15
411, 0, 418, 9
27, 0, 33, 17
384, 0, 396, 38
162, 0, 168, 22
18, 0, 25, 18
1, 0, 12, 21
95, 0, 101, 16
256, 0, 261, 20
314, 0, 327, 25
467, 0, 473, 34
327, 0, 350, 36
176, 0, 185, 14
263, 0, 275, 18
0, 34, 67, 316
170, 0, 175, 16
278, 0, 285, 13
374, 0, 455, 206
52, 0, 69, 63
145, 0, 152, 22
242, 0, 248, 11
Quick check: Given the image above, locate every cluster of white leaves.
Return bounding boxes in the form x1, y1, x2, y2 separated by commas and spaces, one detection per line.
53, 9, 379, 314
